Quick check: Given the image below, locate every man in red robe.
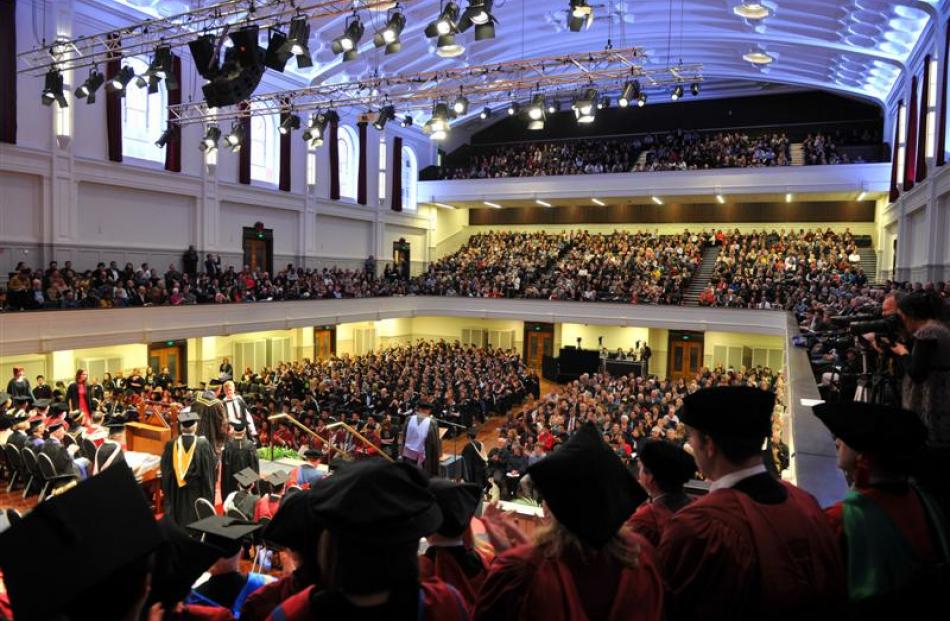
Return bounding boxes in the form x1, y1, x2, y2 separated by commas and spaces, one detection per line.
473, 423, 664, 621
419, 479, 488, 607
266, 461, 468, 621
813, 401, 950, 616
658, 386, 845, 621
628, 439, 696, 547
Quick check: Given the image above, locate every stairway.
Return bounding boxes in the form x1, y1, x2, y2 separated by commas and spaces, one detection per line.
790, 143, 805, 166
858, 250, 880, 284
682, 245, 722, 306
635, 150, 648, 168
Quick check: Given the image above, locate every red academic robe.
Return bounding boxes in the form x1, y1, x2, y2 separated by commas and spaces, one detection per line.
658, 478, 845, 621
240, 573, 308, 621
265, 579, 469, 621
171, 604, 236, 620
418, 546, 487, 608
472, 533, 664, 621
254, 495, 282, 522
627, 502, 674, 549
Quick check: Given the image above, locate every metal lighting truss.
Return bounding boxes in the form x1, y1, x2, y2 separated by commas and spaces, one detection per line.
166, 46, 703, 125
17, 0, 405, 75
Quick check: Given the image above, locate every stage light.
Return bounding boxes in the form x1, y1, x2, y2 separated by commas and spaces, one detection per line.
572, 88, 597, 123
527, 94, 545, 121
426, 2, 460, 38
453, 94, 470, 115
480, 107, 492, 119
155, 124, 178, 148
618, 82, 637, 107
430, 102, 452, 131
671, 85, 684, 101
547, 100, 561, 114
690, 82, 700, 96
200, 126, 221, 152
75, 68, 104, 104
374, 9, 406, 55
458, 0, 497, 41
225, 122, 246, 152
536, 199, 552, 207
189, 34, 220, 79
203, 39, 265, 108
332, 14, 365, 62
733, 2, 770, 20
507, 102, 520, 116
284, 15, 313, 68
597, 96, 610, 110
436, 34, 465, 57
279, 113, 301, 135
374, 105, 395, 130
150, 45, 175, 87
568, 0, 594, 32
591, 197, 606, 206
230, 25, 261, 68
637, 92, 647, 107
41, 69, 68, 107
264, 28, 292, 71
302, 113, 329, 146
107, 65, 134, 94
400, 115, 413, 128
651, 196, 663, 205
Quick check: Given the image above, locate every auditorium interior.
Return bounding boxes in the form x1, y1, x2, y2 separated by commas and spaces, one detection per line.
1, 0, 950, 619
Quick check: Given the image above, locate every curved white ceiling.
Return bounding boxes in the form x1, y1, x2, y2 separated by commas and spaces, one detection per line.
104, 0, 938, 106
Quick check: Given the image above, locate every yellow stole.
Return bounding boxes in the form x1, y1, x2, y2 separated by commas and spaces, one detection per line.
173, 435, 198, 488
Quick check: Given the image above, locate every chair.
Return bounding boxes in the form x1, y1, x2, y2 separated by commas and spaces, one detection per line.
225, 507, 249, 520
0, 446, 9, 483
194, 497, 217, 521
19, 448, 41, 499
36, 453, 78, 502
81, 437, 98, 462
4, 444, 27, 493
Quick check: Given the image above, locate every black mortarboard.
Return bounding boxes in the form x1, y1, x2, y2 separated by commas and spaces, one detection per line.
0, 416, 14, 430
148, 516, 220, 609
0, 463, 163, 620
230, 420, 247, 432
679, 386, 775, 441
186, 516, 262, 558
305, 460, 442, 545
178, 410, 199, 425
231, 491, 260, 519
46, 418, 65, 432
638, 439, 697, 489
429, 478, 482, 538
262, 487, 320, 551
528, 423, 646, 548
31, 399, 51, 409
28, 418, 44, 430
417, 402, 433, 411
264, 470, 291, 489
813, 401, 927, 460
50, 402, 68, 416
303, 448, 323, 459
234, 467, 260, 488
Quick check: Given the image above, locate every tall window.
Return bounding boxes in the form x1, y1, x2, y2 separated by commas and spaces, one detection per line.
251, 110, 278, 184
927, 56, 938, 157
378, 137, 387, 201
338, 124, 358, 199
897, 101, 907, 184
306, 146, 317, 187
122, 56, 166, 162
401, 145, 418, 212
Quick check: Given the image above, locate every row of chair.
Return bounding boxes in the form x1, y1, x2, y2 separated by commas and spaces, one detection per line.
1, 444, 77, 502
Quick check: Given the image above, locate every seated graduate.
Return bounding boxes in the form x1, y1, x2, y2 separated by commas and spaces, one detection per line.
221, 421, 260, 501
473, 423, 664, 621
658, 386, 845, 621
239, 491, 324, 621
288, 449, 325, 489
813, 401, 950, 616
266, 460, 469, 621
93, 420, 127, 475
41, 416, 90, 480
420, 479, 489, 606
627, 439, 697, 547
254, 470, 290, 521
186, 516, 274, 616
224, 467, 262, 519
0, 462, 165, 621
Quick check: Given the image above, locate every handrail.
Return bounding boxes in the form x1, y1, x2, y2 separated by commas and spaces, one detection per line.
325, 421, 394, 463
266, 414, 394, 463
267, 413, 351, 460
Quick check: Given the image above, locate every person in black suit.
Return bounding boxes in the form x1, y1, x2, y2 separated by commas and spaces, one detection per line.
31, 375, 52, 400
219, 358, 234, 382
183, 245, 199, 277
40, 419, 88, 479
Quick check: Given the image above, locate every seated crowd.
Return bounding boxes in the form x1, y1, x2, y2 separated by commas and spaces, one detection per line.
802, 127, 882, 165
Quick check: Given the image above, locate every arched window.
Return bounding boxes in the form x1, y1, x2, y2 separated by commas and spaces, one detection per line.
251, 111, 278, 185
122, 56, 166, 163
401, 145, 418, 212
338, 124, 358, 199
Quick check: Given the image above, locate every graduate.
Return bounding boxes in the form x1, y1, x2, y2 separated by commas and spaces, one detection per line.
161, 409, 217, 526
420, 479, 489, 607
254, 470, 290, 521
399, 401, 443, 477
460, 427, 489, 491
93, 420, 127, 474
40, 416, 89, 479
627, 439, 696, 547
813, 401, 950, 616
473, 423, 663, 621
224, 467, 263, 519
194, 388, 228, 457
288, 449, 325, 489
221, 421, 260, 500
658, 386, 845, 621
266, 460, 469, 621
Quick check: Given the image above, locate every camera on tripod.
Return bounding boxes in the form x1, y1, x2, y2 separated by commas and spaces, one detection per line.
848, 314, 901, 342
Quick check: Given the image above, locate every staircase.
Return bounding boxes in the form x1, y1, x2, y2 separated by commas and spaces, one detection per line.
790, 143, 805, 166
682, 245, 722, 306
858, 251, 880, 284
635, 150, 648, 167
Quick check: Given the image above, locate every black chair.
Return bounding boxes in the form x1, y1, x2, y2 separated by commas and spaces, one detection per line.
36, 453, 78, 502
194, 497, 217, 521
0, 446, 10, 483
225, 507, 249, 520
3, 444, 27, 493
19, 448, 41, 498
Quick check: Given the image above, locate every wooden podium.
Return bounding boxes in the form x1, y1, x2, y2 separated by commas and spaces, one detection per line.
126, 407, 173, 456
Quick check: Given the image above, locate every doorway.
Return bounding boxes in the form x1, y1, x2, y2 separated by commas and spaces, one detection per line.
668, 331, 704, 383
243, 226, 274, 274
314, 326, 336, 361
523, 322, 554, 370
148, 341, 187, 385
393, 238, 411, 279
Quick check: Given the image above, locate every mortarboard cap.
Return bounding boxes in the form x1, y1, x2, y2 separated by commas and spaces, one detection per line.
231, 491, 260, 519
638, 439, 697, 489
429, 478, 482, 538
148, 516, 221, 609
264, 470, 291, 488
186, 516, 262, 558
528, 423, 646, 548
679, 386, 775, 441
178, 410, 199, 425
107, 421, 126, 433
417, 401, 433, 411
0, 416, 14, 431
813, 401, 927, 462
303, 448, 323, 460
0, 463, 163, 620
234, 467, 260, 488
28, 418, 44, 430
262, 486, 320, 551
49, 402, 68, 416
46, 417, 65, 432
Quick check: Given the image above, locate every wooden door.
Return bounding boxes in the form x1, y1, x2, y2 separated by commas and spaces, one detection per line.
669, 341, 703, 383
244, 239, 266, 272
314, 329, 336, 361
524, 331, 553, 370
148, 343, 185, 384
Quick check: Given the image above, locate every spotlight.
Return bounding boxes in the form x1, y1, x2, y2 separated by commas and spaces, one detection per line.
716, 193, 726, 204
452, 94, 469, 115
690, 82, 700, 96
597, 96, 610, 110
284, 15, 313, 68
107, 65, 134, 94
225, 122, 246, 152
547, 100, 561, 114
374, 105, 395, 130
651, 196, 663, 205
436, 34, 465, 57
75, 69, 104, 104
568, 0, 594, 32
527, 94, 545, 121
480, 107, 492, 120
458, 0, 497, 41
637, 92, 647, 107
203, 36, 265, 108
785, 192, 793, 203
265, 28, 292, 71
400, 115, 413, 128
507, 102, 520, 116
618, 81, 640, 107
155, 124, 179, 148
189, 34, 220, 79
302, 113, 329, 146
426, 2, 461, 38
374, 9, 406, 55
199, 126, 221, 152
572, 88, 597, 123
425, 102, 452, 140
41, 69, 67, 107
671, 85, 684, 101
147, 45, 176, 89
332, 14, 365, 62
279, 113, 301, 135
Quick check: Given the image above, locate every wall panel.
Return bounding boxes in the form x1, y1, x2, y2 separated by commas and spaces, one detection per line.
77, 182, 195, 249
220, 201, 300, 256
0, 171, 42, 242
315, 214, 372, 259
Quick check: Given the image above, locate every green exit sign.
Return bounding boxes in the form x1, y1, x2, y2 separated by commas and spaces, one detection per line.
166, 340, 175, 346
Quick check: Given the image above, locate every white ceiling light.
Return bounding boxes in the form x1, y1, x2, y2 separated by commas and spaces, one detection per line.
651, 196, 663, 205
483, 201, 502, 208
733, 2, 771, 20
591, 198, 606, 206
434, 202, 457, 209
536, 199, 553, 207
785, 192, 793, 203
716, 193, 726, 204
743, 51, 774, 65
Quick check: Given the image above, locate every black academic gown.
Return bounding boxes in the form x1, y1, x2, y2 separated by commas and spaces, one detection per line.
39, 437, 79, 477
160, 434, 217, 527
93, 440, 126, 474
400, 414, 443, 477
461, 439, 488, 491
193, 397, 228, 455
220, 437, 260, 499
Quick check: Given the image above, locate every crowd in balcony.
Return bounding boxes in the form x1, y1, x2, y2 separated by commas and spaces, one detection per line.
802, 127, 882, 165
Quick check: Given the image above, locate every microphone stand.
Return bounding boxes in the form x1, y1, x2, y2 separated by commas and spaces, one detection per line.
430, 416, 467, 481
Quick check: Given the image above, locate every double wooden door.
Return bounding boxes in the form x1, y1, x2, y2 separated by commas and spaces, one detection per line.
148, 344, 185, 384
524, 330, 554, 370
314, 329, 336, 361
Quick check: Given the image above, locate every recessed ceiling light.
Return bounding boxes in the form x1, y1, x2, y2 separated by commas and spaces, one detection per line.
591, 197, 606, 206
483, 201, 502, 209
536, 199, 552, 207
857, 191, 868, 201
651, 196, 663, 205
716, 194, 726, 204
743, 51, 774, 64
733, 2, 770, 20
785, 193, 793, 203
434, 202, 457, 209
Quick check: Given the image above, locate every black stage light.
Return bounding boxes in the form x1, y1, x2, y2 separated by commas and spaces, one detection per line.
202, 44, 265, 108
150, 45, 176, 89
374, 105, 396, 130
568, 0, 593, 32
506, 101, 519, 116
225, 122, 246, 152
332, 15, 365, 62
200, 126, 221, 152
374, 9, 406, 55
400, 114, 413, 127
279, 113, 301, 135
230, 25, 261, 68
452, 94, 469, 115
426, 2, 460, 38
618, 81, 640, 107
671, 84, 684, 101
302, 113, 329, 146
691, 82, 700, 96
458, 0, 497, 40
107, 65, 134, 94
264, 28, 292, 71
75, 68, 104, 104
42, 69, 68, 107
284, 15, 313, 68
155, 124, 179, 148
479, 106, 492, 119
637, 92, 647, 107
189, 34, 220, 79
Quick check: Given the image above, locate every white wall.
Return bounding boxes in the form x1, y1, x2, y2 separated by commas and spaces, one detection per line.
78, 182, 195, 251
315, 215, 373, 261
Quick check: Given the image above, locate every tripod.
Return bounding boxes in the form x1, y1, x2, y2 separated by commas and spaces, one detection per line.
431, 416, 468, 481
